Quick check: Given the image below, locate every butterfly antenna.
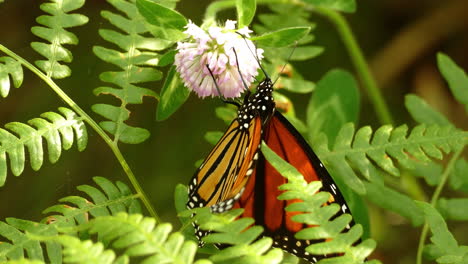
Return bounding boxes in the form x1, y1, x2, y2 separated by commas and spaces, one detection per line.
272, 40, 298, 86
236, 32, 270, 81
231, 47, 252, 102
206, 65, 241, 107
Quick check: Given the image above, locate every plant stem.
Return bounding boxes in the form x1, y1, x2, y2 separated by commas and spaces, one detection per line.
415, 147, 464, 264
312, 7, 394, 125
0, 44, 160, 223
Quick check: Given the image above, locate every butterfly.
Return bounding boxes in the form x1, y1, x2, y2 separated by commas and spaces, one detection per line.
186, 76, 354, 263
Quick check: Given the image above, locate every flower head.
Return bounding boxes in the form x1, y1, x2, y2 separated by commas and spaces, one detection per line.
174, 20, 263, 98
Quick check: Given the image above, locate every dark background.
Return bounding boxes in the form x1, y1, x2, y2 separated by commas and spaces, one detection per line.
0, 0, 467, 263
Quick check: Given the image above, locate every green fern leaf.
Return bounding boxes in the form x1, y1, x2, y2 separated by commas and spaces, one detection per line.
37, 235, 128, 264
417, 202, 468, 263
0, 218, 59, 263
437, 53, 468, 113
253, 4, 319, 95
193, 208, 284, 264
0, 56, 23, 97
0, 107, 87, 186
254, 4, 322, 61
82, 213, 204, 264
405, 94, 452, 126
43, 177, 141, 231
31, 0, 88, 79
316, 123, 467, 194
93, 0, 172, 144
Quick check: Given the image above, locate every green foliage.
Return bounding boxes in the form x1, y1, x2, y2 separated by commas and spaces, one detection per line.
0, 177, 140, 263
31, 0, 88, 79
437, 53, 468, 113
254, 4, 323, 62
236, 0, 256, 28
302, 0, 356, 13
261, 143, 379, 263
156, 66, 190, 121
0, 219, 58, 263
43, 235, 128, 264
418, 202, 468, 263
92, 0, 172, 144
194, 208, 284, 264
0, 56, 23, 97
307, 69, 360, 147
43, 176, 141, 232
316, 124, 466, 194
252, 27, 311, 47
405, 94, 452, 126
0, 107, 87, 186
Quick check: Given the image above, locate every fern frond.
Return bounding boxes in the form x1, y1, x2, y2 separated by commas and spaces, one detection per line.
93, 0, 172, 144
82, 213, 204, 264
0, 177, 139, 263
43, 177, 141, 232
0, 218, 59, 263
417, 202, 468, 263
193, 208, 284, 264
0, 107, 87, 186
316, 123, 467, 194
253, 4, 319, 94
254, 4, 322, 62
0, 56, 23, 97
261, 142, 378, 264
31, 0, 88, 79
37, 235, 128, 264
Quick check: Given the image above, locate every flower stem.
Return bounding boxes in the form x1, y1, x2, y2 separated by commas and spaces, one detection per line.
0, 44, 160, 222
312, 7, 394, 125
415, 147, 464, 264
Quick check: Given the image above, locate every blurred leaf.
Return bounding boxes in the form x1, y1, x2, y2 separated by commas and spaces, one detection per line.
408, 161, 443, 186
215, 106, 237, 124
438, 198, 468, 221
136, 0, 187, 30
365, 182, 424, 226
303, 0, 356, 13
158, 49, 176, 66
437, 53, 468, 113
252, 27, 311, 47
148, 23, 187, 42
405, 94, 452, 126
236, 0, 256, 28
449, 159, 468, 192
417, 201, 468, 262
307, 69, 360, 147
278, 78, 315, 94
156, 66, 190, 121
204, 131, 223, 145
153, 0, 178, 9
282, 114, 307, 134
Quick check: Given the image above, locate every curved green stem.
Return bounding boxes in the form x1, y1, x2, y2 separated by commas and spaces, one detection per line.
312, 7, 394, 125
416, 147, 464, 264
0, 44, 160, 223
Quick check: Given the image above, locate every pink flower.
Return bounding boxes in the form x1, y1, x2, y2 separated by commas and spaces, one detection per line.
174, 20, 263, 98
